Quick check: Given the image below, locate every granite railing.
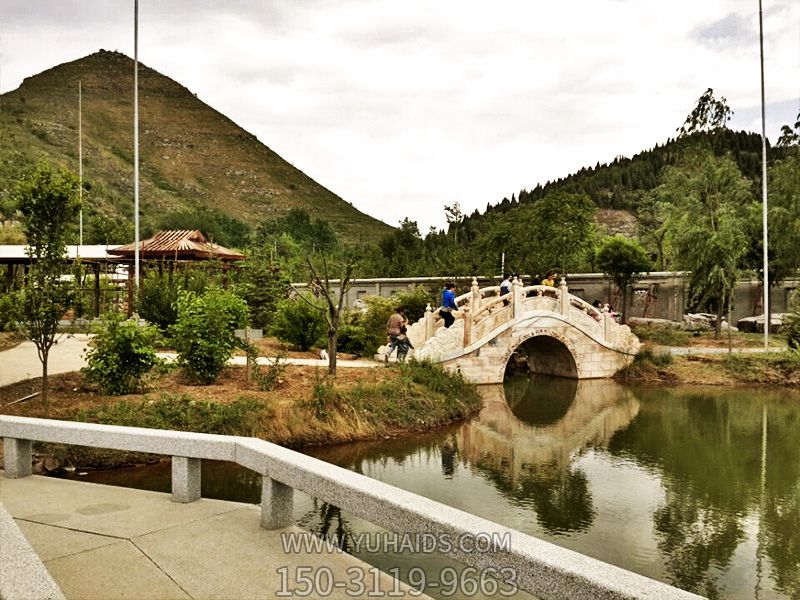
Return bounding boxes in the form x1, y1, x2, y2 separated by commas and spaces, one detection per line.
1, 415, 702, 600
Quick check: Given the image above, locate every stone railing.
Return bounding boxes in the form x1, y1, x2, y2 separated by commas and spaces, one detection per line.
414, 277, 620, 353
0, 416, 701, 600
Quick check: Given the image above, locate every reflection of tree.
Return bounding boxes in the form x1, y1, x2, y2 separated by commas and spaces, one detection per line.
297, 499, 356, 552
609, 388, 800, 598
653, 489, 744, 599
518, 467, 595, 535
763, 491, 800, 598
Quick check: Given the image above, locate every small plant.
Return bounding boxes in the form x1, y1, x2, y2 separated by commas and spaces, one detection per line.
244, 344, 288, 391
271, 294, 326, 351
170, 287, 249, 384
0, 293, 17, 332
308, 370, 343, 419
634, 348, 674, 367
83, 312, 160, 395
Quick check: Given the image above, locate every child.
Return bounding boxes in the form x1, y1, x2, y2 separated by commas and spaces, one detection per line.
396, 326, 414, 363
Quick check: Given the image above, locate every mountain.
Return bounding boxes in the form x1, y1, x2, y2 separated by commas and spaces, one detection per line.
0, 50, 392, 246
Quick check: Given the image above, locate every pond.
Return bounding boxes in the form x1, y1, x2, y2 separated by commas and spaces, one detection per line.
73, 375, 800, 599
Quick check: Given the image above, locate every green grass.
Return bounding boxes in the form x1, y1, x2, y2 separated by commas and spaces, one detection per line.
721, 351, 800, 384
630, 324, 693, 346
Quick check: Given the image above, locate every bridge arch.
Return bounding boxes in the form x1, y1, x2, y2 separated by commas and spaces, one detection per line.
510, 333, 579, 379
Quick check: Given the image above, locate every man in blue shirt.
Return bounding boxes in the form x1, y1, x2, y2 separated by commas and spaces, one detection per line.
441, 282, 457, 328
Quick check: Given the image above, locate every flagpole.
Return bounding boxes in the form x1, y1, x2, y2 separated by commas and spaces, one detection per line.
758, 0, 769, 349
78, 80, 83, 249
134, 0, 140, 293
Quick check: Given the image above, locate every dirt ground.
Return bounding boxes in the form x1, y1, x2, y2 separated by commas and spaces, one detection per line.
0, 331, 25, 352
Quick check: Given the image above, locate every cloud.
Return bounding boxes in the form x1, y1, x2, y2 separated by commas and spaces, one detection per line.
691, 13, 755, 48
2, 0, 799, 232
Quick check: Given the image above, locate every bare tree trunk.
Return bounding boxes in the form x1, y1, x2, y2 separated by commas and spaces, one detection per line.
41, 349, 49, 412
715, 301, 723, 340
327, 329, 337, 376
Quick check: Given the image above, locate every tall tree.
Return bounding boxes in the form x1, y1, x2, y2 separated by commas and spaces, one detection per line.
659, 154, 753, 337
677, 88, 733, 137
15, 162, 80, 407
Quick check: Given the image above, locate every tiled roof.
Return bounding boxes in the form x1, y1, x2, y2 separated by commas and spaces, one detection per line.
110, 230, 245, 261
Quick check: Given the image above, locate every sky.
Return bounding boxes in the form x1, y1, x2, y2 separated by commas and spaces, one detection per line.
1, 0, 799, 232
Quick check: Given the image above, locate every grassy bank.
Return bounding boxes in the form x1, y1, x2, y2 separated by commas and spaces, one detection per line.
0, 362, 482, 470
618, 349, 800, 387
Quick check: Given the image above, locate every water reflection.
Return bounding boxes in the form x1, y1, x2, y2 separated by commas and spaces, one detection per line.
73, 378, 800, 600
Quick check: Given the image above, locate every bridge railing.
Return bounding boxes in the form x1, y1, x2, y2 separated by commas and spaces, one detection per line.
0, 415, 700, 600
420, 277, 615, 348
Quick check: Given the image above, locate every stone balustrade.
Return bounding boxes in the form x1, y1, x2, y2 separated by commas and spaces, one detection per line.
1, 415, 700, 600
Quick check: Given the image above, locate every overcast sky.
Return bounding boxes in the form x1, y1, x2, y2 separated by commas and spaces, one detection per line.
2, 1, 799, 231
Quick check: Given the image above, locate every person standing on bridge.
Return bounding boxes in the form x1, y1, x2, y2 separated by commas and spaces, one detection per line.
440, 282, 457, 328
500, 274, 512, 306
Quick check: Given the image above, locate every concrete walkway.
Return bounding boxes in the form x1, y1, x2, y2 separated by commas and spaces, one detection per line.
0, 474, 420, 600
0, 335, 94, 387
0, 336, 380, 387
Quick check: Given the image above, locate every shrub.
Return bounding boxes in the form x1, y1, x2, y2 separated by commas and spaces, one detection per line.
232, 248, 290, 330
336, 323, 381, 356
784, 290, 800, 350
171, 287, 249, 384
83, 312, 160, 394
271, 294, 326, 351
138, 268, 211, 331
393, 285, 435, 323
0, 293, 17, 332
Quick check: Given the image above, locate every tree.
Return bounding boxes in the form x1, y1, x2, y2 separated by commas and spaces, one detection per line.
636, 191, 671, 271
775, 111, 799, 148
444, 202, 464, 244
677, 88, 733, 137
659, 154, 753, 338
595, 236, 652, 322
293, 255, 357, 375
14, 162, 79, 407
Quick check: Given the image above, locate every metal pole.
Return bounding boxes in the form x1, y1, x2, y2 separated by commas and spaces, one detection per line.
134, 0, 141, 293
78, 80, 83, 248
758, 0, 769, 349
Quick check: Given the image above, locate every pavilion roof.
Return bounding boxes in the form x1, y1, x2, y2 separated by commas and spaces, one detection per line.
109, 230, 244, 261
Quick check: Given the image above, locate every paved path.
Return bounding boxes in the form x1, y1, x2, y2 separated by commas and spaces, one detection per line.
0, 335, 94, 387
661, 346, 775, 356
0, 337, 380, 387
0, 474, 420, 600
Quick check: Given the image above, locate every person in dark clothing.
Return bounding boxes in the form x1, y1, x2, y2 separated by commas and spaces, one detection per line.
500, 274, 511, 306
396, 326, 414, 363
441, 282, 457, 328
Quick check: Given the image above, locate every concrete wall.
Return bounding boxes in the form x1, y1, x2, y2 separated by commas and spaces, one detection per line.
301, 273, 799, 323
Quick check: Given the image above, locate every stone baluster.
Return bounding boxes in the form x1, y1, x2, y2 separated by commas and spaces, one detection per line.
603, 305, 613, 341
424, 303, 434, 341
471, 277, 481, 314
261, 477, 294, 529
3, 437, 32, 478
462, 307, 472, 347
559, 277, 570, 315
171, 456, 201, 503
512, 276, 523, 318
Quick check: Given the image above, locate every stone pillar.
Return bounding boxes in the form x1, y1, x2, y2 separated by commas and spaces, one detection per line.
3, 438, 32, 479
171, 457, 201, 503
424, 303, 434, 341
560, 277, 570, 316
512, 276, 523, 319
603, 307, 613, 342
462, 307, 472, 347
470, 277, 480, 314
261, 476, 294, 529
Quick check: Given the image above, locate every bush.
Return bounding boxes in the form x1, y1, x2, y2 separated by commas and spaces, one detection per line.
171, 287, 249, 384
784, 290, 800, 350
83, 313, 160, 394
271, 294, 326, 351
393, 285, 435, 323
0, 293, 17, 332
138, 268, 210, 331
336, 323, 381, 356
232, 248, 290, 330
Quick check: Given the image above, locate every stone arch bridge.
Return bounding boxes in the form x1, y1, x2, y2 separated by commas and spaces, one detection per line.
388, 278, 639, 384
